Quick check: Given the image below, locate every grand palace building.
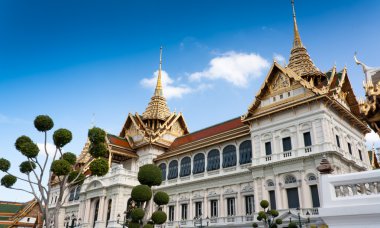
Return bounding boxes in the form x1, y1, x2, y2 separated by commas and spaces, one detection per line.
50, 2, 376, 228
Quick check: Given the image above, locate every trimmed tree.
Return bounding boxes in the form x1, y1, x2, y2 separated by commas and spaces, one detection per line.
129, 164, 169, 227
0, 115, 110, 227
256, 200, 283, 228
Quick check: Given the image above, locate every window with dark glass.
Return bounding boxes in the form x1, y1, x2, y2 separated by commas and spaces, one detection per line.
265, 142, 272, 156
359, 149, 363, 161
159, 163, 166, 181
181, 204, 188, 220
68, 188, 75, 201
269, 190, 276, 210
180, 157, 191, 177
195, 202, 202, 217
193, 153, 205, 174
286, 188, 300, 209
210, 200, 218, 217
227, 198, 235, 216
207, 149, 220, 171
245, 195, 254, 215
168, 206, 175, 221
303, 132, 312, 147
239, 140, 252, 164
222, 145, 237, 168
336, 135, 340, 148
168, 160, 178, 180
310, 185, 320, 207
106, 199, 112, 227
348, 143, 352, 154
74, 185, 81, 200
282, 137, 292, 151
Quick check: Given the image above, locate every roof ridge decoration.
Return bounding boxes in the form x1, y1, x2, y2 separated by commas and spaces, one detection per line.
142, 46, 171, 121
287, 0, 325, 79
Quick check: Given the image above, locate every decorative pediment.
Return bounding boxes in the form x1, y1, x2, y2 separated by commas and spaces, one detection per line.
241, 185, 254, 193
270, 73, 291, 93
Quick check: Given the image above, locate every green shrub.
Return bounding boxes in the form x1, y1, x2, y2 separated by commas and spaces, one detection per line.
138, 164, 162, 187
50, 159, 72, 176
34, 115, 54, 132
1, 174, 17, 188
131, 185, 152, 202
260, 200, 269, 209
275, 218, 283, 224
270, 224, 278, 228
288, 222, 298, 228
0, 158, 11, 172
128, 222, 140, 228
68, 171, 85, 185
19, 142, 39, 158
53, 128, 72, 148
131, 208, 145, 222
153, 191, 169, 205
270, 210, 279, 217
151, 211, 167, 224
143, 224, 154, 228
19, 161, 36, 173
15, 136, 32, 151
89, 158, 109, 176
88, 127, 106, 143
62, 152, 77, 165
258, 211, 267, 220
252, 222, 258, 227
89, 143, 108, 158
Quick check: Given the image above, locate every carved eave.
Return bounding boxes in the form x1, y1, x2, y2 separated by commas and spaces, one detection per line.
242, 62, 324, 122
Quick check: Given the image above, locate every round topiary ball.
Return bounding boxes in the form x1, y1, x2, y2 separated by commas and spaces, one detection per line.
153, 191, 169, 206
131, 185, 152, 202
151, 211, 167, 224
252, 222, 258, 228
128, 222, 140, 228
257, 215, 262, 221
138, 164, 162, 187
131, 208, 145, 222
258, 211, 267, 220
62, 152, 77, 165
288, 222, 298, 228
270, 210, 279, 217
275, 218, 283, 225
260, 200, 269, 209
1, 174, 17, 188
270, 224, 278, 228
19, 142, 39, 158
15, 136, 32, 151
89, 158, 109, 176
50, 159, 72, 176
19, 161, 36, 173
34, 115, 54, 132
0, 158, 11, 172
68, 171, 85, 185
88, 127, 106, 144
53, 128, 72, 148
143, 224, 154, 228
89, 143, 108, 158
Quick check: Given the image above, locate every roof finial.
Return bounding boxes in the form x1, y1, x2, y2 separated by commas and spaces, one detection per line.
291, 0, 303, 48
154, 46, 164, 97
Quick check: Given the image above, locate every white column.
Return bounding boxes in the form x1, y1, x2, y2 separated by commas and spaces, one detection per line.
274, 175, 283, 209
253, 178, 260, 212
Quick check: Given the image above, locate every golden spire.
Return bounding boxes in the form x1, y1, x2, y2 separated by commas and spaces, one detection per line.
291, 0, 303, 48
142, 46, 171, 121
154, 46, 163, 97
288, 0, 324, 79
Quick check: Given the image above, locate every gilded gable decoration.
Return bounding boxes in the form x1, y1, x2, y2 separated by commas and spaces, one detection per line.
271, 73, 290, 92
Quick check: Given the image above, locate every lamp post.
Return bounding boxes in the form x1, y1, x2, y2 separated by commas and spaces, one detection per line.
116, 211, 127, 228
296, 207, 302, 228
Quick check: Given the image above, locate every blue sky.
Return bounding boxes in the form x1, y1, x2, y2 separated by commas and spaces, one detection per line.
1, 0, 379, 201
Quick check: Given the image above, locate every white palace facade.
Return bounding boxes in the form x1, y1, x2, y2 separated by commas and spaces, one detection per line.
51, 3, 374, 228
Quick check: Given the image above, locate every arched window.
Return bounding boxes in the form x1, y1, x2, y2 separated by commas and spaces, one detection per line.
284, 175, 297, 184
180, 157, 191, 177
168, 160, 178, 180
159, 163, 167, 181
239, 140, 252, 164
308, 174, 317, 181
267, 180, 275, 187
207, 149, 220, 171
223, 145, 237, 168
193, 153, 205, 174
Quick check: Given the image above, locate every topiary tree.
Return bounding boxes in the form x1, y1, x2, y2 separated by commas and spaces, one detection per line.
288, 222, 298, 228
256, 200, 283, 228
129, 164, 169, 227
0, 115, 110, 227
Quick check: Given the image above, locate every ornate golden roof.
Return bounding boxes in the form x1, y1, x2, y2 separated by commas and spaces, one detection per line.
287, 0, 324, 78
142, 47, 171, 121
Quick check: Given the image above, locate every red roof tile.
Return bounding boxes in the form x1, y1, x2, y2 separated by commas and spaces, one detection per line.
169, 117, 246, 149
107, 134, 131, 149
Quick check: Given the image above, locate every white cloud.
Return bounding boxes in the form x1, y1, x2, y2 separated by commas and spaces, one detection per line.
273, 53, 286, 66
37, 143, 57, 156
141, 70, 192, 99
365, 130, 380, 148
189, 51, 270, 87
